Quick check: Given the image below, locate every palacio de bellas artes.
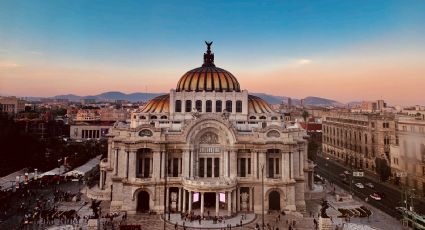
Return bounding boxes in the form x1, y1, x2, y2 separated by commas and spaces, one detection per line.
88, 42, 314, 218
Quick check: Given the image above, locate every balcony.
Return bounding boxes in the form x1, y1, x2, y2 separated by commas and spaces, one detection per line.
86, 185, 110, 200
182, 177, 237, 191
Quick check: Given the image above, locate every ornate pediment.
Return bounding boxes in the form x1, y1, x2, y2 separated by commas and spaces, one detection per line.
199, 132, 219, 144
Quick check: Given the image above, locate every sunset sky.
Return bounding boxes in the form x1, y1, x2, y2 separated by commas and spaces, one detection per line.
0, 0, 424, 105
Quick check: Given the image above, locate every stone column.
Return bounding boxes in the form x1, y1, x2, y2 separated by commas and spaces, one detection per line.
166, 188, 170, 213
200, 192, 205, 216
161, 151, 165, 179
178, 188, 182, 212
215, 192, 219, 216
232, 189, 236, 213
249, 187, 253, 211
115, 148, 119, 176
182, 150, 189, 177
188, 191, 192, 212
126, 151, 129, 178
227, 191, 232, 216
283, 152, 290, 180
128, 151, 136, 180
182, 189, 186, 213
230, 150, 237, 177
236, 187, 240, 211
224, 151, 229, 177
289, 152, 293, 179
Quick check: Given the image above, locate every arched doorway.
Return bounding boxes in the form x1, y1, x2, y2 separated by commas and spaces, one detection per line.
137, 191, 150, 212
269, 191, 280, 211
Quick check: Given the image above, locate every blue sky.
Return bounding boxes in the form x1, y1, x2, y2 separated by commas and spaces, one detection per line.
0, 0, 424, 104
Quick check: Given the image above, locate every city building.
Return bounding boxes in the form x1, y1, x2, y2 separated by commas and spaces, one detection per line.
390, 117, 425, 196
69, 122, 113, 140
99, 109, 129, 122
0, 96, 26, 114
88, 43, 313, 216
351, 100, 387, 113
322, 112, 395, 173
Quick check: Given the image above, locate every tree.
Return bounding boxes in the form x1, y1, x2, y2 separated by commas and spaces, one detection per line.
375, 158, 391, 181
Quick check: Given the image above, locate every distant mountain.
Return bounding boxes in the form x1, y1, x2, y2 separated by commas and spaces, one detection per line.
303, 96, 344, 107
252, 93, 342, 107
18, 90, 342, 106
54, 94, 83, 101
53, 92, 164, 102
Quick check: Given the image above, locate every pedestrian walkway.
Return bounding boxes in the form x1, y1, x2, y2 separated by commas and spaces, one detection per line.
164, 213, 256, 229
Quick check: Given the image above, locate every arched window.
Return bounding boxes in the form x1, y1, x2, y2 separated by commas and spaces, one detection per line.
249, 116, 256, 119
160, 115, 167, 119
185, 100, 192, 112
195, 100, 202, 112
236, 100, 242, 113
140, 116, 146, 120
271, 116, 278, 120
259, 116, 266, 120
226, 100, 232, 113
175, 100, 182, 112
216, 100, 222, 112
150, 115, 157, 119
206, 100, 212, 112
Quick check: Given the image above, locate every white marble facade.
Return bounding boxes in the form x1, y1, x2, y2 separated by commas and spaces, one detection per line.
92, 44, 312, 216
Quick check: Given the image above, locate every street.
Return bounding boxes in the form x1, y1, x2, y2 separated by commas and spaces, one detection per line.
315, 155, 425, 219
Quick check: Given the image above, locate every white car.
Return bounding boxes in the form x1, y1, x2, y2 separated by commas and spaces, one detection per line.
370, 193, 382, 200
344, 170, 350, 175
365, 182, 374, 188
355, 183, 364, 189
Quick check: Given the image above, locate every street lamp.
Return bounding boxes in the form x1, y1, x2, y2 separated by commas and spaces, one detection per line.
261, 163, 265, 230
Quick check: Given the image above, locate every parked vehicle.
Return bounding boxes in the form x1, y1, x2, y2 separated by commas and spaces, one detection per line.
370, 192, 382, 200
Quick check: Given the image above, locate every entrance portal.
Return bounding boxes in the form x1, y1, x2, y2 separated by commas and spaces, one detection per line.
204, 192, 216, 208
268, 191, 280, 211
137, 191, 150, 212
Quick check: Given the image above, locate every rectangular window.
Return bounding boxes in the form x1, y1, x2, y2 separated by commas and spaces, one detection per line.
240, 158, 246, 177
144, 158, 150, 178
236, 100, 242, 113
275, 158, 279, 175
185, 100, 192, 112
207, 158, 212, 177
206, 100, 212, 112
247, 158, 251, 174
268, 158, 274, 178
195, 100, 202, 112
175, 100, 182, 112
214, 158, 219, 177
226, 100, 232, 113
199, 158, 205, 177
216, 100, 222, 112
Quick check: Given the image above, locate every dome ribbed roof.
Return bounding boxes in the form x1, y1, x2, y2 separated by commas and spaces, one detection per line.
140, 94, 169, 113
176, 66, 240, 92
176, 41, 241, 92
248, 95, 274, 113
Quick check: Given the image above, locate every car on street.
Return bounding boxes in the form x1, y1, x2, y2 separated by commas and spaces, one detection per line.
365, 182, 374, 188
375, 191, 385, 198
339, 173, 346, 178
344, 170, 350, 175
355, 183, 364, 189
370, 192, 382, 200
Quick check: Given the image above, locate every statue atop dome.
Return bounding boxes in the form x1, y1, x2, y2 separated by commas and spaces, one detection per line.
203, 41, 215, 67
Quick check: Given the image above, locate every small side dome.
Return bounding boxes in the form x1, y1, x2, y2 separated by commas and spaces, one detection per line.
248, 95, 274, 113
140, 94, 170, 113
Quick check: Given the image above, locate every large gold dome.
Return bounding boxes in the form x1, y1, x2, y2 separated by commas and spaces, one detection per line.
176, 66, 240, 92
176, 41, 241, 92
